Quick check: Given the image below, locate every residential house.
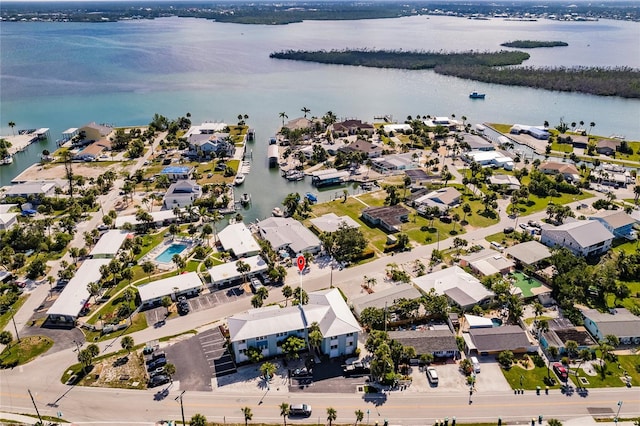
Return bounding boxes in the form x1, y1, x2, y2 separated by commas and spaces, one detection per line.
74, 139, 112, 161
188, 133, 234, 159
458, 249, 515, 277
509, 124, 550, 140
412, 266, 494, 310
257, 217, 322, 256
488, 174, 521, 191
539, 318, 596, 354
581, 308, 640, 344
284, 117, 314, 132
462, 134, 494, 151
540, 219, 614, 257
208, 255, 268, 288
361, 205, 409, 233
557, 133, 589, 149
89, 230, 131, 259
332, 119, 375, 137
539, 162, 580, 182
463, 150, 514, 170
0, 204, 19, 231
370, 153, 418, 173
162, 180, 202, 209
424, 117, 460, 130
218, 222, 261, 258
504, 241, 552, 267
588, 210, 637, 239
382, 124, 412, 134
78, 122, 114, 144
350, 283, 422, 318
160, 166, 193, 181
115, 210, 177, 229
137, 272, 204, 308
464, 325, 535, 355
596, 139, 620, 156
388, 328, 459, 360
338, 139, 383, 159
228, 288, 361, 362
4, 181, 62, 200
413, 187, 462, 213
309, 213, 360, 234
591, 165, 633, 188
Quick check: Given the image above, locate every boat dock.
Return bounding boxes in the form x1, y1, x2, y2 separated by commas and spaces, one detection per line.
239, 160, 251, 174
3, 128, 50, 155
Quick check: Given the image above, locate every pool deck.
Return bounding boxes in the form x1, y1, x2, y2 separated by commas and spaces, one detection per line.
510, 271, 551, 298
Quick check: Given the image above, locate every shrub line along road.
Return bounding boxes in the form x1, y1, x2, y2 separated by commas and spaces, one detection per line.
3, 165, 639, 424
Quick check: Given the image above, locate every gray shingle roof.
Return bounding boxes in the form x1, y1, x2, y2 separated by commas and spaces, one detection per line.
468, 325, 531, 353
388, 329, 457, 354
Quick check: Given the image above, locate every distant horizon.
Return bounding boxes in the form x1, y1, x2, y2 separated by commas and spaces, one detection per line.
4, 0, 636, 3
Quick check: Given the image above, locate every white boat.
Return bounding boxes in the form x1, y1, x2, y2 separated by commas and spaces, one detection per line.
272, 207, 283, 217
284, 170, 305, 181
234, 174, 245, 186
1, 156, 13, 165
240, 193, 251, 206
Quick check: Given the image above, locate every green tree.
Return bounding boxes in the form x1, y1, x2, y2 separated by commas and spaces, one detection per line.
280, 402, 290, 426
327, 408, 337, 426
190, 413, 207, 426
498, 350, 514, 368
161, 296, 173, 316
141, 261, 155, 282
320, 223, 367, 265
260, 361, 277, 379
0, 331, 13, 353
547, 419, 563, 426
120, 336, 134, 355
359, 307, 385, 330
308, 321, 323, 352
164, 363, 176, 382
281, 335, 306, 359
172, 253, 186, 274
354, 409, 364, 426
282, 285, 293, 306
565, 340, 578, 363
245, 346, 264, 363
241, 406, 253, 426
236, 260, 250, 284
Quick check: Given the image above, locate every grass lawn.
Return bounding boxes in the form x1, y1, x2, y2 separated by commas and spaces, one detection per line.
135, 231, 166, 260
611, 238, 640, 255
83, 313, 148, 343
87, 288, 138, 325
0, 294, 28, 331
61, 348, 148, 389
501, 364, 562, 390
606, 281, 640, 312
487, 123, 513, 134
510, 191, 593, 216
551, 142, 574, 153
570, 355, 640, 388
524, 315, 553, 326
0, 336, 54, 368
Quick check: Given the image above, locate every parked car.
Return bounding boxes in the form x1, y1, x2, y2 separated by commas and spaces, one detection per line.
148, 374, 170, 388
426, 367, 439, 385
553, 363, 568, 381
250, 277, 264, 293
289, 404, 312, 417
147, 358, 167, 371
291, 367, 312, 378
342, 361, 370, 376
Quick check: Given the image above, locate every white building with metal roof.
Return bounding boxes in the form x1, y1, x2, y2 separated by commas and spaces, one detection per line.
228, 288, 361, 361
309, 213, 360, 234
47, 258, 111, 324
90, 230, 131, 258
115, 210, 177, 228
208, 255, 268, 288
412, 266, 494, 310
581, 308, 640, 344
257, 217, 321, 255
218, 222, 261, 258
540, 219, 614, 257
137, 271, 204, 308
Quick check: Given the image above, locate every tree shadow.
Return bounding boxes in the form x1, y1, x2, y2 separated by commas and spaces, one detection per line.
362, 389, 388, 407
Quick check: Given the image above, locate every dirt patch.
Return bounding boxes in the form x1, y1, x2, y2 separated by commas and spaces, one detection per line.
13, 161, 126, 182
80, 351, 148, 389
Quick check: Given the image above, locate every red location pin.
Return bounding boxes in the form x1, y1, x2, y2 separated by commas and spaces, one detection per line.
297, 255, 306, 272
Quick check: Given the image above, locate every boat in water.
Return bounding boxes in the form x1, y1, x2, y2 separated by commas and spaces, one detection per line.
234, 174, 246, 186
1, 155, 13, 165
469, 91, 486, 99
240, 193, 251, 206
305, 192, 318, 203
284, 169, 305, 181
272, 207, 284, 217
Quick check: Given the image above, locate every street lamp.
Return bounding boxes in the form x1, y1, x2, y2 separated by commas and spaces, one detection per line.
614, 400, 623, 424
9, 308, 20, 343
175, 390, 186, 426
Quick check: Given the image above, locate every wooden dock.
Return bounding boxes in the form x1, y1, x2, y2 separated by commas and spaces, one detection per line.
3, 128, 50, 155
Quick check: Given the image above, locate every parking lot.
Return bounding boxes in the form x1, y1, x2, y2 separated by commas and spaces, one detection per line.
145, 285, 251, 325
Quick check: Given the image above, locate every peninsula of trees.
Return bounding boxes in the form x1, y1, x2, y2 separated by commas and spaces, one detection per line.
269, 49, 531, 69
270, 49, 640, 99
500, 40, 569, 48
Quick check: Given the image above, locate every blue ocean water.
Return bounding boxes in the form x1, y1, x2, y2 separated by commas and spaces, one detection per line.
1, 15, 639, 219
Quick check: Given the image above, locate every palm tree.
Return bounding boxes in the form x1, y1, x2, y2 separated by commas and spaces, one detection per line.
575, 348, 592, 379
161, 296, 173, 317
120, 336, 134, 355
565, 340, 579, 364
301, 107, 311, 118
279, 112, 288, 128
282, 192, 300, 217
190, 413, 207, 426
282, 285, 293, 306
164, 363, 176, 382
588, 121, 596, 135
141, 261, 155, 282
633, 184, 640, 204
241, 407, 253, 426
279, 402, 290, 426
327, 407, 337, 426
354, 409, 364, 426
236, 260, 250, 284
8, 121, 16, 136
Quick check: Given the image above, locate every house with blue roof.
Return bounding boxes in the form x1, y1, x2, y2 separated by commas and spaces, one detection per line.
160, 166, 192, 181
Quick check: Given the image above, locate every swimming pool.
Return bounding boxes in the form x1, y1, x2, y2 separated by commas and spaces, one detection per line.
155, 243, 187, 263
491, 318, 503, 327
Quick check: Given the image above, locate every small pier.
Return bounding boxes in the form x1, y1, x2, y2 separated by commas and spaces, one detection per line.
4, 128, 50, 155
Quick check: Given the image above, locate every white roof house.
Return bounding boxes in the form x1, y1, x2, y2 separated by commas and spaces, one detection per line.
47, 258, 111, 321
228, 288, 361, 343
382, 124, 412, 133
218, 222, 261, 258
414, 187, 462, 212
208, 255, 268, 286
309, 213, 361, 234
464, 314, 494, 328
0, 211, 18, 231
540, 219, 614, 257
257, 217, 322, 255
459, 250, 515, 276
137, 271, 204, 306
184, 122, 228, 138
413, 266, 494, 310
4, 181, 61, 197
115, 210, 177, 228
582, 308, 640, 344
504, 241, 552, 266
90, 230, 131, 258
464, 150, 514, 170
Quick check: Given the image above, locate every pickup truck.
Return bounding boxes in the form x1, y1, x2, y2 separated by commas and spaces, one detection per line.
342, 361, 370, 376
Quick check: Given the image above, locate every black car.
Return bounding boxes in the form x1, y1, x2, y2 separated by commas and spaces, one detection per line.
148, 374, 170, 388
147, 358, 167, 371
178, 301, 190, 314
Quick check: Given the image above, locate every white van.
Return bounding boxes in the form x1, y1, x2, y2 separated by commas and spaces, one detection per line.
470, 356, 481, 373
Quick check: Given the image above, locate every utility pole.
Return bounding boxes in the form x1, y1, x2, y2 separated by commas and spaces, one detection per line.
10, 308, 20, 343
175, 390, 186, 426
27, 389, 43, 424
